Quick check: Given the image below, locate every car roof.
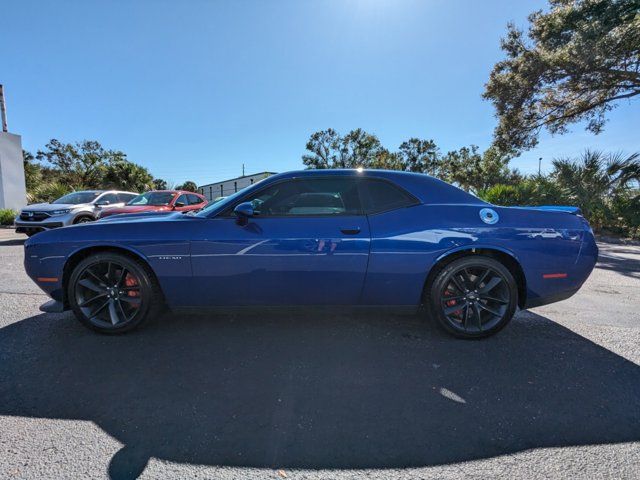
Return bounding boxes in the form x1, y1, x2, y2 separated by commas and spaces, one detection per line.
145, 190, 203, 195
263, 169, 485, 206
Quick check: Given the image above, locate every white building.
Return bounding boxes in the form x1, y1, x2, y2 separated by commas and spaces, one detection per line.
199, 172, 276, 201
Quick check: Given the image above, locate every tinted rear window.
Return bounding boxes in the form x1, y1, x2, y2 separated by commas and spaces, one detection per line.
359, 179, 418, 214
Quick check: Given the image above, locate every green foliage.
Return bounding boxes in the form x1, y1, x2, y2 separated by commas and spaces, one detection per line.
23, 151, 42, 197
29, 182, 74, 204
0, 209, 17, 226
302, 128, 391, 169
176, 181, 198, 192
484, 0, 640, 153
444, 146, 522, 194
153, 178, 168, 190
302, 129, 520, 194
103, 160, 154, 192
24, 139, 155, 203
36, 139, 127, 188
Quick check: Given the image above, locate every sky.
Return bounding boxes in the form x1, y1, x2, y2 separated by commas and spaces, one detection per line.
2, 0, 639, 186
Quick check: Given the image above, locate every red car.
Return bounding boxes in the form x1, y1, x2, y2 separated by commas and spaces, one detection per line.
98, 190, 207, 219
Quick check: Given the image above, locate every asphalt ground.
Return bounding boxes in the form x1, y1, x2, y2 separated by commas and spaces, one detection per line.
0, 229, 638, 479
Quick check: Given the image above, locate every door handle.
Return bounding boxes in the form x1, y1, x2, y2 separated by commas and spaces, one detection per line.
340, 227, 361, 235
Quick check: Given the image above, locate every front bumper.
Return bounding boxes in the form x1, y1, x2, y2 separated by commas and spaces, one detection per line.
15, 211, 77, 234
15, 221, 64, 234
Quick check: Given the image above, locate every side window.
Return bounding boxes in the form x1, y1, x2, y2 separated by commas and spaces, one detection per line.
175, 194, 189, 206
235, 178, 361, 217
188, 194, 204, 204
117, 193, 136, 203
98, 193, 119, 205
359, 179, 418, 214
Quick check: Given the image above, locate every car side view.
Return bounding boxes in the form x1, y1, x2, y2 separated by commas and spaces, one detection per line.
23, 170, 598, 338
97, 190, 208, 219
15, 190, 138, 236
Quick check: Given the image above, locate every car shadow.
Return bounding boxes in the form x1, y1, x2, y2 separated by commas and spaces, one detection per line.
0, 310, 638, 479
0, 238, 25, 246
596, 250, 640, 279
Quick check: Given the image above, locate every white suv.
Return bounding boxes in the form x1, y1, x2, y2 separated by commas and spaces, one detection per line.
15, 190, 138, 236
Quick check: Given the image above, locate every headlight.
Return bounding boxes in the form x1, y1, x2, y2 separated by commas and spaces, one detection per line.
50, 209, 71, 216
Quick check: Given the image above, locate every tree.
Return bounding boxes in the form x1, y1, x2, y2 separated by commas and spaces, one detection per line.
442, 146, 521, 194
484, 0, 640, 152
22, 150, 42, 193
177, 180, 198, 192
550, 149, 640, 228
397, 138, 440, 175
153, 178, 168, 190
36, 139, 127, 188
104, 160, 154, 192
302, 128, 390, 169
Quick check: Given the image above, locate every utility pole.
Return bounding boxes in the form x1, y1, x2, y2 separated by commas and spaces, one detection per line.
242, 163, 245, 176
0, 85, 8, 132
538, 157, 542, 176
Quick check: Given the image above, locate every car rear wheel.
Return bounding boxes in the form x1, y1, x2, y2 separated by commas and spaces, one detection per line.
426, 256, 518, 339
68, 252, 162, 333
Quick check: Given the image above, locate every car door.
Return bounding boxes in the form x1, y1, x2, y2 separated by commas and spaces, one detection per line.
95, 192, 124, 214
173, 194, 192, 213
186, 194, 207, 212
189, 176, 371, 306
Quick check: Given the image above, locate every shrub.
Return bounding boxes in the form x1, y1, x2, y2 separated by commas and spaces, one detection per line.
0, 209, 17, 226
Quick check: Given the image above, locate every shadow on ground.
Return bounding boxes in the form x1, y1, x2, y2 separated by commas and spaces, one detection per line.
0, 238, 25, 247
1, 311, 639, 479
596, 250, 640, 279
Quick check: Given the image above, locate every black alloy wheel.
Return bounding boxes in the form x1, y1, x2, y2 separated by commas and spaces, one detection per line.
427, 256, 518, 338
68, 252, 161, 333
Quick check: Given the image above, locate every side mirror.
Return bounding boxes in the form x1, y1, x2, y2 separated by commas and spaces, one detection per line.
174, 201, 186, 208
95, 201, 110, 207
233, 202, 254, 225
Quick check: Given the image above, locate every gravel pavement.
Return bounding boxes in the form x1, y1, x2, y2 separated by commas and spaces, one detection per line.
0, 229, 638, 480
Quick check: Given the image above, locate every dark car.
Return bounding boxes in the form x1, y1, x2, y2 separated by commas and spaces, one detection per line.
23, 169, 597, 338
98, 190, 207, 219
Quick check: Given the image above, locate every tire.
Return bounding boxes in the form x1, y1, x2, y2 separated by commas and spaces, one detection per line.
73, 215, 94, 224
425, 255, 518, 339
68, 252, 163, 334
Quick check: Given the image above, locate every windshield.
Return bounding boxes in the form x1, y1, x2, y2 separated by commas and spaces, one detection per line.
196, 177, 272, 217
128, 192, 176, 206
52, 191, 100, 204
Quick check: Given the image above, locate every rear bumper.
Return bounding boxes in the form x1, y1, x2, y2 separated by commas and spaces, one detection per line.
524, 287, 580, 309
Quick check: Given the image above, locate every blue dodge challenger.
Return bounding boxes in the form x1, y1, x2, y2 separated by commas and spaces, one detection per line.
23, 169, 598, 338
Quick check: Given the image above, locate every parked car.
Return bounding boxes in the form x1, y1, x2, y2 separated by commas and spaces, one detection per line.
23, 169, 597, 338
97, 190, 207, 219
15, 190, 138, 236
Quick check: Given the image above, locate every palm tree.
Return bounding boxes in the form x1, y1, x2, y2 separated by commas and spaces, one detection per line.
551, 150, 640, 230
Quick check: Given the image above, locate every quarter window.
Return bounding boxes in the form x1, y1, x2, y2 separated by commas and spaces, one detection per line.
359, 179, 418, 214
237, 178, 361, 217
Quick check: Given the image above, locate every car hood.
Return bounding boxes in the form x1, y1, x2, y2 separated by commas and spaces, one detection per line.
22, 202, 88, 212
102, 205, 171, 215
98, 211, 181, 223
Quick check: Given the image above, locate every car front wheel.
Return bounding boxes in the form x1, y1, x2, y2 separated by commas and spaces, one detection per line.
68, 252, 162, 333
426, 255, 518, 339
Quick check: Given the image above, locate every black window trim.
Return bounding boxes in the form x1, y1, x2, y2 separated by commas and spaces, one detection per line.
214, 176, 365, 219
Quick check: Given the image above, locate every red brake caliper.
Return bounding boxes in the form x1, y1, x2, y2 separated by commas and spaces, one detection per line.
124, 273, 140, 307
444, 290, 462, 316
